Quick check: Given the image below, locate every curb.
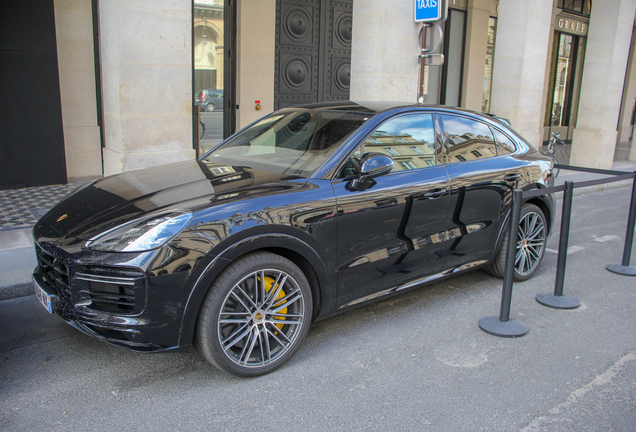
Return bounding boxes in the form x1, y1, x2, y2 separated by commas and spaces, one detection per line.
0, 281, 33, 302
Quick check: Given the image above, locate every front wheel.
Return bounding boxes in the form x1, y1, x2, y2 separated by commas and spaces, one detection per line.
485, 203, 547, 281
196, 252, 312, 377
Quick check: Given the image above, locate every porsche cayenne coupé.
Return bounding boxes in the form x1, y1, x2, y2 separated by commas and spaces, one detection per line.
33, 101, 555, 376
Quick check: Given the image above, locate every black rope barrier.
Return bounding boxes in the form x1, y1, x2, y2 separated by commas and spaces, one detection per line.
536, 181, 580, 309
480, 165, 636, 337
606, 174, 636, 276
478, 190, 529, 337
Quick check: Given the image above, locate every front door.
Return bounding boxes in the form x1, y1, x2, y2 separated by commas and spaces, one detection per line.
333, 113, 454, 309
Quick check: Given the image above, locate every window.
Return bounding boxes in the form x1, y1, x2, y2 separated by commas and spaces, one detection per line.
399, 161, 417, 170
441, 115, 497, 163
493, 129, 516, 155
351, 113, 438, 174
558, 0, 592, 16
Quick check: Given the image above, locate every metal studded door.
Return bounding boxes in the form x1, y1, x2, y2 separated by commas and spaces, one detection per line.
275, 0, 353, 109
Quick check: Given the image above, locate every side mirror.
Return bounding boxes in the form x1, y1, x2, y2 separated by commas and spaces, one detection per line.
348, 152, 394, 191
359, 152, 395, 178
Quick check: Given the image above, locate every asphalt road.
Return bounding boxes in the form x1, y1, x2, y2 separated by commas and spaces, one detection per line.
1, 187, 635, 431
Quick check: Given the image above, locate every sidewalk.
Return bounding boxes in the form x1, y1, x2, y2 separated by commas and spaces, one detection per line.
0, 177, 99, 300
1, 150, 635, 301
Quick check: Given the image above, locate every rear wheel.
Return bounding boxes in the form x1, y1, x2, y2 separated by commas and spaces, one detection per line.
196, 252, 312, 377
485, 203, 547, 281
205, 103, 216, 112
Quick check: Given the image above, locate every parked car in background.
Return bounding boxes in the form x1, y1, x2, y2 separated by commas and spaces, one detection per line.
195, 89, 224, 112
33, 101, 555, 377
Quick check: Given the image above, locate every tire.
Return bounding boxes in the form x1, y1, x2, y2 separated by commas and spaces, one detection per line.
205, 103, 215, 112
485, 203, 547, 281
196, 252, 312, 377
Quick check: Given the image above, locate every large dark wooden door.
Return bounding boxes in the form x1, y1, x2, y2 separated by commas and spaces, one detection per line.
0, 1, 67, 189
275, 0, 352, 109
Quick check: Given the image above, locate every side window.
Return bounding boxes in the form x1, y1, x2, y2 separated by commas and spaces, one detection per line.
440, 115, 497, 163
492, 128, 516, 155
363, 113, 438, 172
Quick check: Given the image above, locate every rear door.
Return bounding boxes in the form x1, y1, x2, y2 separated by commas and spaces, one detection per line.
439, 114, 522, 270
332, 112, 455, 308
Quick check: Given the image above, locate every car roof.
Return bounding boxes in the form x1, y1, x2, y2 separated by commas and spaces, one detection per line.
281, 100, 505, 123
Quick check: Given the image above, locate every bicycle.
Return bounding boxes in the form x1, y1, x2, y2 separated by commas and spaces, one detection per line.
544, 132, 565, 179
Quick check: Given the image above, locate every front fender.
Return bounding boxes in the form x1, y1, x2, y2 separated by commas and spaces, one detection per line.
176, 232, 336, 348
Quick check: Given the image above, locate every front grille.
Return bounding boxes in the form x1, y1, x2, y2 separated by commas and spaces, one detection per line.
75, 270, 144, 313
35, 244, 71, 297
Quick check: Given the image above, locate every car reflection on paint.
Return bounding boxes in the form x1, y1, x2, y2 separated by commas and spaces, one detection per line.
32, 101, 555, 377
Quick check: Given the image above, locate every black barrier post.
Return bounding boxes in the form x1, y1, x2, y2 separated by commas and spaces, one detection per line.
479, 189, 529, 337
536, 181, 581, 309
606, 173, 636, 276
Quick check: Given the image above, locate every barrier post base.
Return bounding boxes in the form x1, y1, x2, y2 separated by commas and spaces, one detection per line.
536, 293, 580, 309
478, 316, 528, 338
606, 264, 636, 276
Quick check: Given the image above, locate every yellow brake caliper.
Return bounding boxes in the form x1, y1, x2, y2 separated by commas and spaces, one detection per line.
262, 276, 287, 330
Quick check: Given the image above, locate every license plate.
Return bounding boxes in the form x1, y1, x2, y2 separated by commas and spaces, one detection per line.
33, 277, 53, 314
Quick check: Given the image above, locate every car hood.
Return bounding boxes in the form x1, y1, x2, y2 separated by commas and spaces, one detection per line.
34, 160, 307, 242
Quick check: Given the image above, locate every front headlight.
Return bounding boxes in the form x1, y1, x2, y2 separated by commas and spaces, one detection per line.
86, 211, 193, 252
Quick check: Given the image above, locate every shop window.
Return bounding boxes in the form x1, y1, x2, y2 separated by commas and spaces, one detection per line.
545, 32, 586, 129
441, 115, 497, 163
558, 0, 592, 16
194, 0, 227, 156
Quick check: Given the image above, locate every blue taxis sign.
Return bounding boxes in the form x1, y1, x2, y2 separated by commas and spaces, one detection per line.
415, 0, 446, 22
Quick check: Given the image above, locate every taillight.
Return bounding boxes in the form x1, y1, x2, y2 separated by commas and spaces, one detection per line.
201, 92, 205, 101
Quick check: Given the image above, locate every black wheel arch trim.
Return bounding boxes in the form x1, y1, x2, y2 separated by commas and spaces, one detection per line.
176, 233, 334, 348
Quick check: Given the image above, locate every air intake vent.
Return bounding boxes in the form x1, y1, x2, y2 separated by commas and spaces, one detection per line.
75, 271, 144, 313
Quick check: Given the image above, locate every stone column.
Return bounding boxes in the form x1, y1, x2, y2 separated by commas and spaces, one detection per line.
236, 0, 275, 129
99, 0, 195, 176
490, 0, 553, 147
54, 0, 102, 178
461, 0, 491, 111
570, 0, 636, 169
350, 0, 420, 101
617, 32, 636, 144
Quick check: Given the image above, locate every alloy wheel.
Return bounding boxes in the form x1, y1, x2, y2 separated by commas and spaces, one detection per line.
217, 268, 306, 369
515, 211, 546, 277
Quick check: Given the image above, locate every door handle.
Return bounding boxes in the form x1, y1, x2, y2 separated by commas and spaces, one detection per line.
503, 173, 521, 183
424, 188, 446, 199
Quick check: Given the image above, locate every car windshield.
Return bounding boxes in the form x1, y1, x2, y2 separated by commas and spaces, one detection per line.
201, 109, 371, 177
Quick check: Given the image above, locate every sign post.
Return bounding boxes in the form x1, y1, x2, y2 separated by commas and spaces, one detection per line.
415, 0, 447, 101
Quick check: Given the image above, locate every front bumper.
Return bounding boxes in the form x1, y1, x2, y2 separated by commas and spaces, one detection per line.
32, 243, 189, 353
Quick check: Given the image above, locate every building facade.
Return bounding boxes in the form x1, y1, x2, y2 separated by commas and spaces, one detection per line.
1, 0, 635, 188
